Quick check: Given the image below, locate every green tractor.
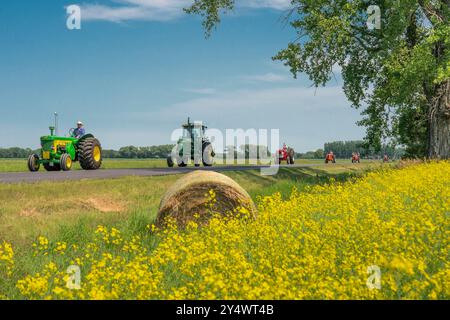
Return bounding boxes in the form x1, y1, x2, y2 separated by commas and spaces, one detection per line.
27, 118, 102, 172
167, 118, 215, 167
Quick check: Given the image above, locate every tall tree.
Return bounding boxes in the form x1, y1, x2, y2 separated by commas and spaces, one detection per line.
186, 0, 449, 158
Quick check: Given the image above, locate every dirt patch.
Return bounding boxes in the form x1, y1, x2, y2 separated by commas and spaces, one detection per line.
19, 208, 38, 217
17, 197, 126, 217
83, 197, 126, 213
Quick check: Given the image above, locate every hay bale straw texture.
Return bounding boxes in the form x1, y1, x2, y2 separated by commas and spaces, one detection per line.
157, 171, 257, 228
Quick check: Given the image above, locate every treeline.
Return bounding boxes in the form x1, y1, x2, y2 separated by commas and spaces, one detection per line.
296, 149, 324, 159
220, 145, 272, 159
323, 141, 405, 159
296, 141, 405, 159
0, 148, 39, 158
102, 145, 174, 158
0, 145, 175, 159
0, 142, 406, 159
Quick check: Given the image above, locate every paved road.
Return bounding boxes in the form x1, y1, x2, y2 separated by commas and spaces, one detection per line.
0, 164, 324, 184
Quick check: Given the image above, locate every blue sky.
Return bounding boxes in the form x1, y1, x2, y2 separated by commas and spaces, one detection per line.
0, 0, 365, 152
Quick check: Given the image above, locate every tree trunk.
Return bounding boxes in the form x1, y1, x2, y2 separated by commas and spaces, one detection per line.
428, 80, 450, 159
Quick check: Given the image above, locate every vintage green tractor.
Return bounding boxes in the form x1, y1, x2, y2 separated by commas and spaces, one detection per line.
27, 125, 103, 172
167, 118, 215, 167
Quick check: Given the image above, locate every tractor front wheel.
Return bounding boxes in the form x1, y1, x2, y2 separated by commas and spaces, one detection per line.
27, 154, 40, 172
78, 138, 102, 170
287, 148, 295, 165
60, 154, 73, 171
202, 142, 215, 167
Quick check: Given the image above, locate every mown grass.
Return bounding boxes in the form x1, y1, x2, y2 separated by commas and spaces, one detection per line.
0, 158, 168, 172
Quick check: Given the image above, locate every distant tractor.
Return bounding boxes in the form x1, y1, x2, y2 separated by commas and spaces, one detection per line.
351, 152, 361, 163
167, 118, 215, 167
27, 115, 102, 172
276, 144, 295, 165
325, 151, 336, 164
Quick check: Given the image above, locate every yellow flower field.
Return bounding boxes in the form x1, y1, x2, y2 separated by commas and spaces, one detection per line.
1, 162, 449, 299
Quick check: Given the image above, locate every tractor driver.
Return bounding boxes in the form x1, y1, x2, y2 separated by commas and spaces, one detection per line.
73, 121, 86, 138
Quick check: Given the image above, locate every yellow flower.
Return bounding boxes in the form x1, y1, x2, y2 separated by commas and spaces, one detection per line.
9, 161, 450, 300
0, 241, 14, 277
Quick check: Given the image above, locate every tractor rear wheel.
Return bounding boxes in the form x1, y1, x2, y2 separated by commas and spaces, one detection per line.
28, 154, 40, 172
43, 163, 61, 171
288, 148, 295, 165
167, 156, 174, 167
78, 138, 102, 170
60, 154, 73, 171
202, 142, 214, 166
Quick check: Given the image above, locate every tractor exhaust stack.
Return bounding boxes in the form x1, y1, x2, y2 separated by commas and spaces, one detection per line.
54, 112, 59, 136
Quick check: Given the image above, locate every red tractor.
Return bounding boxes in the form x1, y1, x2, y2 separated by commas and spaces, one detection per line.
325, 151, 336, 164
351, 152, 361, 163
276, 144, 295, 165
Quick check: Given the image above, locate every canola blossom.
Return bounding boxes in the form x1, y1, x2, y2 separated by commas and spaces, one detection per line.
2, 162, 449, 299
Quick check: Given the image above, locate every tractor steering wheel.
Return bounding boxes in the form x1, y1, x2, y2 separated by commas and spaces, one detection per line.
69, 128, 75, 137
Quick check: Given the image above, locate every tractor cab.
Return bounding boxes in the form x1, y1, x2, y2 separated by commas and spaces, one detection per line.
181, 118, 207, 142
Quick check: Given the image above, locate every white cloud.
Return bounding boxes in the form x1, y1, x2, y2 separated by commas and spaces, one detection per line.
167, 86, 348, 113
80, 0, 292, 23
81, 1, 186, 22
241, 72, 288, 82
236, 0, 291, 10
183, 88, 218, 94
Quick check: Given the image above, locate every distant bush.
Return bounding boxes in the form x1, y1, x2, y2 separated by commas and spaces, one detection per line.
0, 148, 38, 158
0, 145, 175, 159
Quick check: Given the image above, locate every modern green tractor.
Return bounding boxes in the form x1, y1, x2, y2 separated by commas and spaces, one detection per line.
167, 118, 215, 167
28, 120, 102, 172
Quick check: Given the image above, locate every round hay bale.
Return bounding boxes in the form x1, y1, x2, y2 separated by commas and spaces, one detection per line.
157, 171, 257, 228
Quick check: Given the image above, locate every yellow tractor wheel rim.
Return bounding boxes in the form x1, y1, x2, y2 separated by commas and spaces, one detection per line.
93, 146, 101, 162
66, 156, 72, 169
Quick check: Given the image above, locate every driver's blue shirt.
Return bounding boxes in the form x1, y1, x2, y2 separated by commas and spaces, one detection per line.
73, 127, 85, 138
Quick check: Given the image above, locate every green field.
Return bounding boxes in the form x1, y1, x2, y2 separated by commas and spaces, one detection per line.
0, 158, 168, 172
